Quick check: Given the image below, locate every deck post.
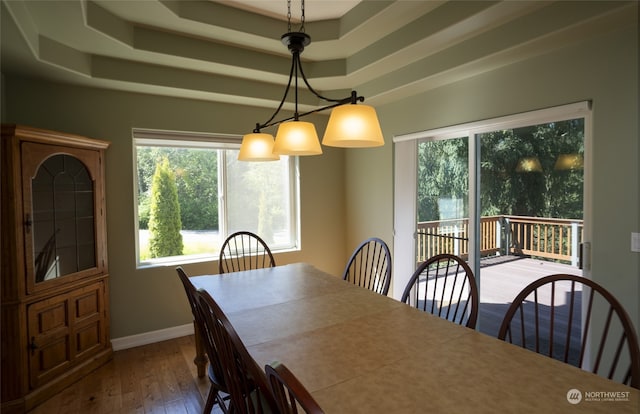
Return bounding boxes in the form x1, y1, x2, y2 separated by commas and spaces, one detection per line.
504, 216, 511, 256
496, 219, 502, 255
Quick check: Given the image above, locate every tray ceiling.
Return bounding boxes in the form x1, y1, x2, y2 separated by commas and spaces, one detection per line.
1, 1, 634, 112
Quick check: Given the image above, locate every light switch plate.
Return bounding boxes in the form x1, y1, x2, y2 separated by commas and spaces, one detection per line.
632, 232, 640, 253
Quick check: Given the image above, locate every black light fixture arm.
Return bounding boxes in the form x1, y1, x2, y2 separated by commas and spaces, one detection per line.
254, 49, 297, 133
252, 31, 365, 133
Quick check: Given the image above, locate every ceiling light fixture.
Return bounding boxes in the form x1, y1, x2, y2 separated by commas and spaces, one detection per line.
515, 156, 543, 173
554, 153, 583, 171
238, 0, 384, 161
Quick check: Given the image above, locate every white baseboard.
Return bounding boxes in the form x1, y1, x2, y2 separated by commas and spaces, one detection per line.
111, 323, 194, 351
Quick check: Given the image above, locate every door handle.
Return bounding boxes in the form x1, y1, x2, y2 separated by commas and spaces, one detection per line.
579, 242, 591, 271
25, 213, 32, 234
29, 337, 38, 355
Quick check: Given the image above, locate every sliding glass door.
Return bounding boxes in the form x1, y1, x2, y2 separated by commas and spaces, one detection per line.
394, 102, 590, 336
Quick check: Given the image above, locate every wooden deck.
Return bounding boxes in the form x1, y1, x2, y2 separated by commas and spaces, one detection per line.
476, 256, 582, 338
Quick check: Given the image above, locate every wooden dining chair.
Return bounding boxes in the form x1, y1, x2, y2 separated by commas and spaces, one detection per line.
497, 274, 640, 389
342, 237, 392, 296
195, 288, 278, 413
401, 253, 479, 329
265, 362, 324, 414
218, 231, 276, 274
176, 267, 229, 413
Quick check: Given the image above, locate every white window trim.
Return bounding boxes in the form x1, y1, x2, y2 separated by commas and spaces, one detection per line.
393, 101, 592, 143
133, 128, 242, 147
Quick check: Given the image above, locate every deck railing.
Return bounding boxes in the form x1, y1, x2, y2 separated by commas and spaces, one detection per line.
417, 215, 583, 265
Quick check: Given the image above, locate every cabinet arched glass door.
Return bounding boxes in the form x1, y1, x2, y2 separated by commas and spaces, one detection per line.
22, 142, 105, 293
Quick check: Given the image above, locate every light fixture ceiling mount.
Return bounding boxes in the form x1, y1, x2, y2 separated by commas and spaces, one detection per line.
238, 0, 384, 161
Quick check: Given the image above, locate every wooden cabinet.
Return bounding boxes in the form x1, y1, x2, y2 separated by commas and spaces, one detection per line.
1, 125, 112, 413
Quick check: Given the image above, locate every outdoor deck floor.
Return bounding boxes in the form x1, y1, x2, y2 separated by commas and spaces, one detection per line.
476, 256, 582, 338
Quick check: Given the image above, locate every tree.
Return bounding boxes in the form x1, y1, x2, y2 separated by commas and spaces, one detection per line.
148, 157, 183, 258
417, 119, 584, 222
417, 138, 469, 222
479, 120, 583, 219
173, 149, 218, 230
137, 147, 218, 230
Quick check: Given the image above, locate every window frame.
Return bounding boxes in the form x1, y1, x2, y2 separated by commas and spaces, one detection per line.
132, 128, 300, 269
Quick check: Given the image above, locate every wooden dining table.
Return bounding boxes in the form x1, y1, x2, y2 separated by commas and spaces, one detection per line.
190, 263, 639, 413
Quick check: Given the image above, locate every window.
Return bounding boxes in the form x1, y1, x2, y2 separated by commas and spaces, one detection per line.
133, 129, 299, 268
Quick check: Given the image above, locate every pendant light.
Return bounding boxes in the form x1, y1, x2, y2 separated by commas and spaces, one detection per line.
238, 0, 384, 161
554, 153, 583, 170
238, 131, 279, 161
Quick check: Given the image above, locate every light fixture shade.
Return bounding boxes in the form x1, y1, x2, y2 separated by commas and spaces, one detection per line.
554, 153, 583, 170
238, 133, 279, 161
273, 121, 322, 155
515, 157, 543, 172
322, 104, 384, 148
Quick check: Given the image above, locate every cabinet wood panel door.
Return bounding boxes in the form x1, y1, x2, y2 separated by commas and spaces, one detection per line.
21, 141, 107, 295
27, 282, 107, 389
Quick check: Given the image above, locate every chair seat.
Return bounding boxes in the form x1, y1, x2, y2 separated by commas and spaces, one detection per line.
208, 363, 225, 391
208, 363, 231, 412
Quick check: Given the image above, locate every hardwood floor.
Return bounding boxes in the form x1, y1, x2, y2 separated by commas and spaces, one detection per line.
30, 335, 224, 414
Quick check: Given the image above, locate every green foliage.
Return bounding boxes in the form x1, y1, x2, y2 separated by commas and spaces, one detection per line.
418, 119, 584, 222
148, 157, 183, 258
137, 147, 218, 230
138, 194, 151, 229
418, 138, 469, 221
173, 150, 218, 230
